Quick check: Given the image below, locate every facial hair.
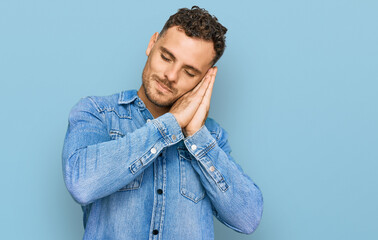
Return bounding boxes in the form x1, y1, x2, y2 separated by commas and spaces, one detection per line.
141, 65, 177, 108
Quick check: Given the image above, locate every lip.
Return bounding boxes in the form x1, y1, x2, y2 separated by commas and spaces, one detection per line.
155, 80, 172, 93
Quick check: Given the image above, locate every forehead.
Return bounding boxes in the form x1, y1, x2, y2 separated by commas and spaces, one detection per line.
157, 26, 215, 69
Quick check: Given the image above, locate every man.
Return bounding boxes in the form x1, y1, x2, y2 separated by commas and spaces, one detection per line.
62, 6, 263, 240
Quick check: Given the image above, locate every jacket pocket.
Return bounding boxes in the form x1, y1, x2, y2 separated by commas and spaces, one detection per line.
110, 129, 144, 191
178, 147, 206, 203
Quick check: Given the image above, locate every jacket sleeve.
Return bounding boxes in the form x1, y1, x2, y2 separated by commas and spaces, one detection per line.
183, 122, 263, 234
62, 97, 184, 205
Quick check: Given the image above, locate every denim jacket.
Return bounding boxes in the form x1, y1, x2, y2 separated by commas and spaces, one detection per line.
62, 89, 263, 240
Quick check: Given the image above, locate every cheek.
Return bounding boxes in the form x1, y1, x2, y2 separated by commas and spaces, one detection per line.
177, 79, 201, 95
149, 54, 166, 74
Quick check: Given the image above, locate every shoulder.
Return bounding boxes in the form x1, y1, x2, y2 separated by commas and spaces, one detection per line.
79, 93, 121, 113
71, 90, 136, 114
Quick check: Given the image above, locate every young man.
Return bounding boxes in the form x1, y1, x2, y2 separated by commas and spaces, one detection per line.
62, 6, 263, 240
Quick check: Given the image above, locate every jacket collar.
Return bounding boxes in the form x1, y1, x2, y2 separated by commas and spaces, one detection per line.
118, 89, 139, 105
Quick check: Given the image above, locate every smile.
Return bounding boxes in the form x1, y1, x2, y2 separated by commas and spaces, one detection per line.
155, 80, 172, 93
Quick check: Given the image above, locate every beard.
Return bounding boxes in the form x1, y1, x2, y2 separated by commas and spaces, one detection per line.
141, 65, 177, 108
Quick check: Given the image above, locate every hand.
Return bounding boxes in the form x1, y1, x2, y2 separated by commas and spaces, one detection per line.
169, 67, 217, 133
184, 67, 217, 136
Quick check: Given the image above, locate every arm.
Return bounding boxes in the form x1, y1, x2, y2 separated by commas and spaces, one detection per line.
170, 66, 263, 234
62, 97, 183, 205
184, 123, 263, 234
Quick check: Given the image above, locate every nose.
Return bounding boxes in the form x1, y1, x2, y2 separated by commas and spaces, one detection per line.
163, 64, 179, 83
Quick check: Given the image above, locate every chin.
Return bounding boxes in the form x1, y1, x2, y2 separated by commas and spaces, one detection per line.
145, 87, 175, 108
142, 69, 177, 108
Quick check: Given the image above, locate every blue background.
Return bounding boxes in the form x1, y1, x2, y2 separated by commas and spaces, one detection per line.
1, 0, 377, 239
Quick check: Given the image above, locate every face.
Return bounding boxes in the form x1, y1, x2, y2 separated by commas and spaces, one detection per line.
141, 26, 215, 108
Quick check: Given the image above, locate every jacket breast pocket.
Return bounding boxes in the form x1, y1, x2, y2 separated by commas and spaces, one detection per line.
178, 148, 206, 203
110, 129, 144, 191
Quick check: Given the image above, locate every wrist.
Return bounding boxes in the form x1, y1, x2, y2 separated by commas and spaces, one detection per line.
184, 127, 200, 137
170, 112, 184, 128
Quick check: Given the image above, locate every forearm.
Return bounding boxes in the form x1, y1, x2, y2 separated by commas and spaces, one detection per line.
62, 98, 183, 205
184, 125, 263, 234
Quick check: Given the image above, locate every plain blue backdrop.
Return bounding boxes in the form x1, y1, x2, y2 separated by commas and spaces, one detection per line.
1, 0, 377, 239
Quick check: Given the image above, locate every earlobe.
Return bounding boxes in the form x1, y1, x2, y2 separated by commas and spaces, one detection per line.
146, 32, 159, 56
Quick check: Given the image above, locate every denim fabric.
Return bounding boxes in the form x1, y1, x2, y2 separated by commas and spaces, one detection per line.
62, 89, 263, 240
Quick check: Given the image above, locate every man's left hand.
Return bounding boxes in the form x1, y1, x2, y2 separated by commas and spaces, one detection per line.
184, 67, 217, 137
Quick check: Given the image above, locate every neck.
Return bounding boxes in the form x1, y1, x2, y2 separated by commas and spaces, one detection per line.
137, 85, 170, 119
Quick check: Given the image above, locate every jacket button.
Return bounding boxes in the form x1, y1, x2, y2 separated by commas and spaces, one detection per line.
153, 229, 159, 235
191, 144, 197, 150
157, 189, 163, 194
151, 148, 157, 154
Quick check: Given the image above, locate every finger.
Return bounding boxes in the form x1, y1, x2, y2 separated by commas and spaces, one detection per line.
190, 67, 215, 94
201, 67, 217, 106
176, 71, 210, 100
175, 72, 211, 109
194, 67, 216, 95
186, 75, 214, 128
195, 76, 212, 102
192, 67, 214, 92
202, 67, 215, 80
200, 79, 214, 110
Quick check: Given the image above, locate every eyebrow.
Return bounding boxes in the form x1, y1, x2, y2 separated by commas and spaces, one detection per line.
160, 46, 202, 75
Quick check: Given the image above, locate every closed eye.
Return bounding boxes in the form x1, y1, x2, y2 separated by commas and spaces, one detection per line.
161, 54, 171, 62
185, 70, 195, 77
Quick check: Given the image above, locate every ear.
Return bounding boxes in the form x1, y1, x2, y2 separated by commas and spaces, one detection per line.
146, 32, 159, 56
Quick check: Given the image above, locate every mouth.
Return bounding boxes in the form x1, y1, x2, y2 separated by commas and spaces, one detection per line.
155, 79, 172, 93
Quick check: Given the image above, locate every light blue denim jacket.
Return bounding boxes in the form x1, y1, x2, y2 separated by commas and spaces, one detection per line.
62, 89, 263, 240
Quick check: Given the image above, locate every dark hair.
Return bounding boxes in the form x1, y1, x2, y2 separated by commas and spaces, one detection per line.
159, 6, 227, 65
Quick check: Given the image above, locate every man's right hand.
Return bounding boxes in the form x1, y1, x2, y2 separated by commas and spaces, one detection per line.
169, 67, 216, 130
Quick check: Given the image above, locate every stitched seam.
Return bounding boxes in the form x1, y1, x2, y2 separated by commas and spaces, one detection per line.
82, 97, 107, 126
197, 159, 224, 192
118, 93, 138, 105
109, 129, 124, 136
87, 96, 102, 113
87, 96, 132, 119
202, 160, 229, 192
126, 104, 131, 118
153, 120, 170, 145
103, 108, 132, 119
218, 178, 230, 192
197, 140, 216, 158
129, 150, 148, 174
210, 130, 220, 141
129, 141, 161, 174
178, 150, 191, 160
215, 128, 222, 141
118, 171, 144, 191
179, 157, 205, 203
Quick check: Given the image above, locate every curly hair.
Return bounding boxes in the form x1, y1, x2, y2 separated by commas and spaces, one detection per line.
159, 6, 227, 65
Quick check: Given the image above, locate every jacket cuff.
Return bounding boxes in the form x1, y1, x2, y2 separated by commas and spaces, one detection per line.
183, 125, 216, 158
183, 125, 229, 192
129, 113, 184, 174
151, 112, 184, 145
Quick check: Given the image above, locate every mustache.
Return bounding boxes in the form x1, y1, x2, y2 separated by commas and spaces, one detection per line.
153, 76, 175, 93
